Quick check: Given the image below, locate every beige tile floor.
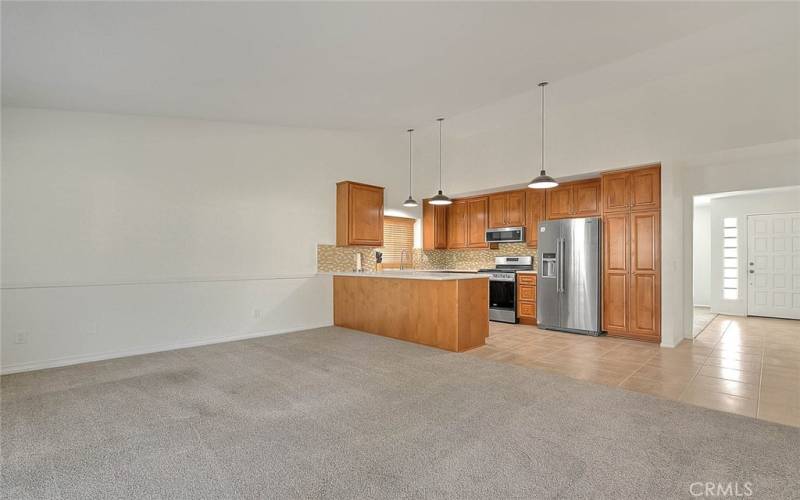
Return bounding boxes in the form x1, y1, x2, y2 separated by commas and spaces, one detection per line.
692, 306, 717, 336
466, 315, 800, 427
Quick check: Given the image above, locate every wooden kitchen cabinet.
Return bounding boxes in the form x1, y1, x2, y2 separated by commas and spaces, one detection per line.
545, 185, 573, 219
631, 166, 661, 211
629, 210, 660, 341
600, 164, 661, 343
422, 199, 448, 250
488, 190, 526, 228
466, 197, 488, 248
525, 189, 545, 248
448, 196, 488, 249
336, 181, 384, 246
601, 164, 660, 213
574, 181, 601, 216
603, 213, 629, 335
447, 200, 468, 248
545, 179, 601, 220
601, 171, 630, 213
517, 273, 537, 325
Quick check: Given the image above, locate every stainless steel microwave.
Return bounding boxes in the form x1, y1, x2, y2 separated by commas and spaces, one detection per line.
485, 226, 525, 243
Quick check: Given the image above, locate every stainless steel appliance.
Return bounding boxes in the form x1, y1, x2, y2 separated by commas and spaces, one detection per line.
479, 256, 534, 324
485, 227, 525, 243
537, 218, 602, 336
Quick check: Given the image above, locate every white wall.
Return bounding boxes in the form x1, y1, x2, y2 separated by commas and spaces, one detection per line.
693, 205, 711, 307
1, 107, 415, 373
708, 187, 800, 316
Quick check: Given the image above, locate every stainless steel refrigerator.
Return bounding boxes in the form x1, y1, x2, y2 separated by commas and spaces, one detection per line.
537, 217, 602, 336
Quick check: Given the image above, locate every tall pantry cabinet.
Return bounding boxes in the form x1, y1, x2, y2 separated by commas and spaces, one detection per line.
600, 165, 661, 342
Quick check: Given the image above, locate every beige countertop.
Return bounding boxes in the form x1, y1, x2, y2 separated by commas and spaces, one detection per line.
322, 271, 488, 281
517, 270, 538, 275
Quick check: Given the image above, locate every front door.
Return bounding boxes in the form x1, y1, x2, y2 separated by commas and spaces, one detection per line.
747, 212, 800, 320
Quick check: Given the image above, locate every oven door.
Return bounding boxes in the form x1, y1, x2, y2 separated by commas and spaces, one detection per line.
489, 279, 517, 323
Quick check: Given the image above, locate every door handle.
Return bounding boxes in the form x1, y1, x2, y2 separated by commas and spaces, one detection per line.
558, 238, 565, 293
555, 237, 561, 293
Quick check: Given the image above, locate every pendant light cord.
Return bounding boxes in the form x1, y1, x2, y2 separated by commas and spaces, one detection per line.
540, 82, 547, 173
407, 129, 413, 196
437, 118, 444, 190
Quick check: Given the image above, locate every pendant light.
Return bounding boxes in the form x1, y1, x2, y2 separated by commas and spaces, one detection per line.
528, 81, 559, 189
429, 117, 453, 205
402, 128, 419, 207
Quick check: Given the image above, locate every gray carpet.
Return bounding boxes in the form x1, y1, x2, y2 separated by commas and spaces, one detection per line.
2, 327, 798, 499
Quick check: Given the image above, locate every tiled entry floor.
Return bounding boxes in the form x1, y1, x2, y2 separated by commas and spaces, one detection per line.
465, 315, 800, 427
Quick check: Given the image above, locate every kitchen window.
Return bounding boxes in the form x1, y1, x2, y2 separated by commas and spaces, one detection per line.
382, 216, 415, 268
722, 217, 738, 300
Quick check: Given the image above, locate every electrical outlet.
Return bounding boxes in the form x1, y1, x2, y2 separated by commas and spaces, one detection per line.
14, 331, 28, 344
253, 309, 263, 319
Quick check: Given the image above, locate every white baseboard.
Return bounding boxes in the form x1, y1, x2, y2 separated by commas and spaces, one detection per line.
0, 322, 333, 375
660, 337, 684, 348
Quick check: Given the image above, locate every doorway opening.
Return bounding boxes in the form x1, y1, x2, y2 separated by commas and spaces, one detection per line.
692, 185, 800, 327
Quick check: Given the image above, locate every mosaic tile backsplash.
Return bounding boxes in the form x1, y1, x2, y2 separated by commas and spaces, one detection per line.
318, 243, 536, 273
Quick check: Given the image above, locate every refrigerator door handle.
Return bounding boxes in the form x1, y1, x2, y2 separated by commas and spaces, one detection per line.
555, 237, 561, 293
559, 238, 565, 293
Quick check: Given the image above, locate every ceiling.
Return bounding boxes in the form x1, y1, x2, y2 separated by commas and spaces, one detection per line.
2, 1, 765, 131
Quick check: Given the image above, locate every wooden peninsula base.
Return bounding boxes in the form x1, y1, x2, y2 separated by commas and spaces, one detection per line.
333, 274, 489, 352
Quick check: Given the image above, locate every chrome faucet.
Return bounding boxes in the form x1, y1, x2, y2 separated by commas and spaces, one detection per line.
400, 249, 411, 270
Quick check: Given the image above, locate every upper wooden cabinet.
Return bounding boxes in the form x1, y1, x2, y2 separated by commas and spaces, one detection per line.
422, 199, 448, 250
525, 189, 545, 248
601, 164, 661, 213
545, 179, 601, 220
447, 196, 488, 249
631, 166, 661, 211
574, 181, 602, 216
466, 197, 488, 248
488, 190, 526, 228
447, 200, 468, 249
336, 181, 384, 246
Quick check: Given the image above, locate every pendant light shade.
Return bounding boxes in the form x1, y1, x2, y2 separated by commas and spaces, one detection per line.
528, 171, 559, 190
528, 81, 559, 190
402, 128, 419, 207
429, 190, 451, 205
429, 118, 452, 205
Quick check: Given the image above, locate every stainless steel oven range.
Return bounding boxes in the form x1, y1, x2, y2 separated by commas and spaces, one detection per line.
479, 256, 534, 324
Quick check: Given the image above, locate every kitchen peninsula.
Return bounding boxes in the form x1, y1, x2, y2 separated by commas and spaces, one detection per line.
332, 272, 489, 352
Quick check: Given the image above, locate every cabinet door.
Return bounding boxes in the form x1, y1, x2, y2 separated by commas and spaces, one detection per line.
629, 210, 660, 340
447, 201, 467, 248
573, 180, 601, 217
422, 200, 448, 250
506, 190, 526, 226
525, 190, 545, 248
466, 197, 488, 248
546, 185, 573, 219
601, 172, 630, 213
487, 193, 508, 228
434, 205, 448, 249
603, 213, 629, 334
349, 183, 384, 245
518, 301, 536, 319
631, 166, 660, 211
